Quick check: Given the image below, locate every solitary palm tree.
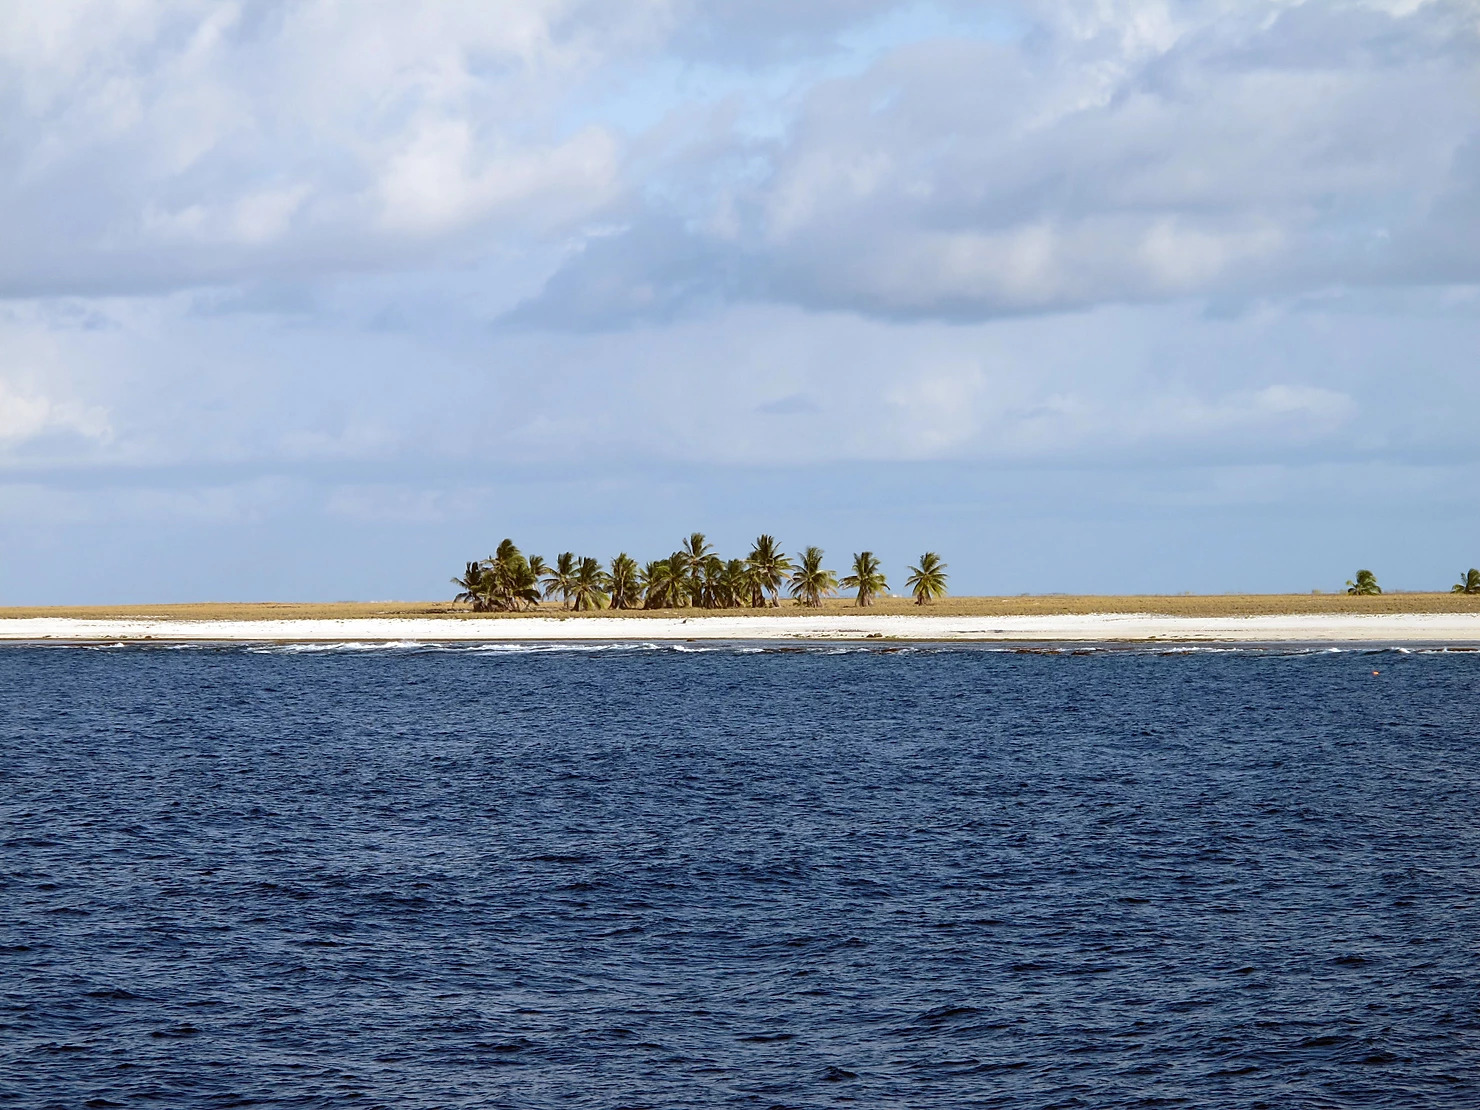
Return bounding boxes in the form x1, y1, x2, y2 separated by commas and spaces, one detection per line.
841, 551, 888, 607
747, 534, 793, 607
544, 552, 579, 608
569, 557, 609, 611
608, 553, 641, 609
905, 552, 948, 606
788, 547, 837, 608
1346, 569, 1381, 595
1453, 568, 1480, 595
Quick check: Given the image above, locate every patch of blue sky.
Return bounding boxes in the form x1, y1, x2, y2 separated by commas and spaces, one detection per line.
569, 2, 1029, 142
836, 2, 1027, 61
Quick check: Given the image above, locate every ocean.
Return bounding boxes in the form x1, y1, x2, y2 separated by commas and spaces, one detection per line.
3, 642, 1478, 1108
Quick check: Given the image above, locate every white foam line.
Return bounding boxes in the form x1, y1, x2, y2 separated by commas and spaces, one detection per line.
3, 613, 1480, 644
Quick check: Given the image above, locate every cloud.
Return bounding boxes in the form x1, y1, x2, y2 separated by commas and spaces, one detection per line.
0, 380, 111, 446
518, 0, 1480, 325
0, 0, 645, 296
661, 0, 908, 64
325, 483, 460, 524
884, 365, 987, 457
375, 120, 618, 236
0, 2, 1477, 602
471, 299, 1412, 468
6, 0, 1475, 319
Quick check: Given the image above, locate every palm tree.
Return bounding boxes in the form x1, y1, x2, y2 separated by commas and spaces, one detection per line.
1453, 568, 1480, 595
518, 554, 549, 610
841, 551, 888, 607
641, 559, 681, 609
681, 533, 714, 606
639, 560, 664, 608
717, 558, 752, 609
569, 557, 609, 611
544, 552, 579, 609
665, 549, 694, 607
608, 553, 641, 609
691, 554, 721, 608
747, 534, 793, 607
454, 535, 941, 615
454, 540, 545, 611
788, 546, 837, 608
484, 539, 542, 610
451, 561, 489, 610
1346, 569, 1381, 596
906, 552, 948, 606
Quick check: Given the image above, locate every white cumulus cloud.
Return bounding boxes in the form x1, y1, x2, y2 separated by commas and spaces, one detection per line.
0, 380, 111, 446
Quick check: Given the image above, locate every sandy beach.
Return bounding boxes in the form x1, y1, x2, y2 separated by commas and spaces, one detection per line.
3, 612, 1479, 644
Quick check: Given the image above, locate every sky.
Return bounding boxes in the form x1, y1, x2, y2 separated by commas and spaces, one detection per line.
1, 0, 1478, 603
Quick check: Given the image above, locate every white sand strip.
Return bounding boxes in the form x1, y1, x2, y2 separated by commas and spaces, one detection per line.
2, 613, 1479, 643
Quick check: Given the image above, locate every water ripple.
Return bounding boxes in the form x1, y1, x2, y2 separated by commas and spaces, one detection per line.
2, 646, 1478, 1107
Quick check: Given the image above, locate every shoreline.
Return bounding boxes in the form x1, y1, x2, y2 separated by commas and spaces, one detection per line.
5, 593, 1480, 623
4, 613, 1480, 644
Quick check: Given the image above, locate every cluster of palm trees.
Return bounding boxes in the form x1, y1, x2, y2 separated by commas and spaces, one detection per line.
452, 534, 948, 612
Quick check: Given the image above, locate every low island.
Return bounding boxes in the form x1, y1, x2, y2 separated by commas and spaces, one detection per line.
5, 536, 1479, 644
2, 592, 1479, 644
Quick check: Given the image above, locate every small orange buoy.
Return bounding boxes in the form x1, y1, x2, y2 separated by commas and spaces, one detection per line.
1372, 670, 1380, 676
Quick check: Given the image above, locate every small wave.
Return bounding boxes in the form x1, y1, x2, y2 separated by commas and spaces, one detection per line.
1153, 645, 1247, 654
17, 640, 1480, 659
241, 640, 684, 657
277, 640, 426, 653
469, 642, 671, 655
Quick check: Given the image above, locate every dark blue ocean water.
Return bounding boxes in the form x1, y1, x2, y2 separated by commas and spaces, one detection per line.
3, 642, 1479, 1109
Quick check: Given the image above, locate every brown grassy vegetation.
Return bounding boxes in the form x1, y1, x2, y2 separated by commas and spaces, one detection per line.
4, 593, 1478, 621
